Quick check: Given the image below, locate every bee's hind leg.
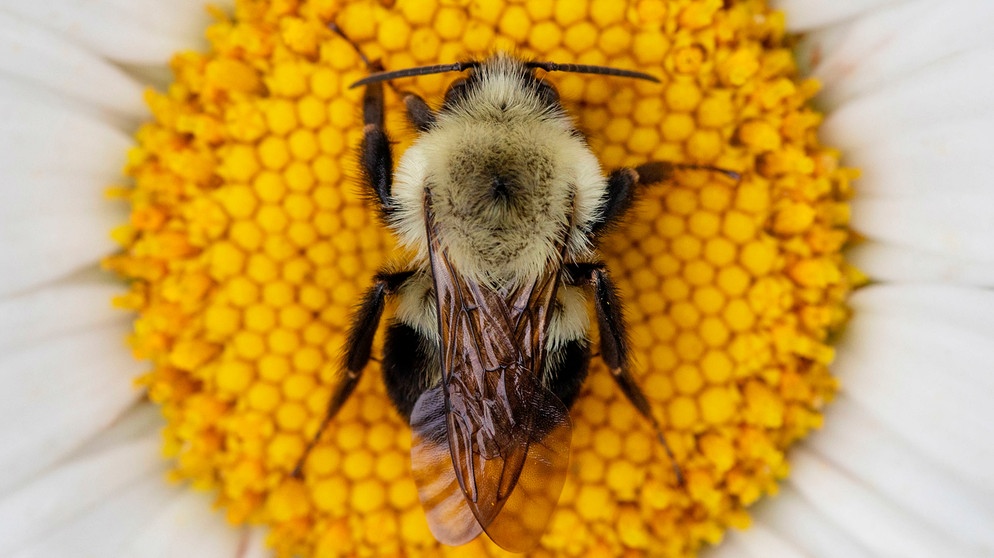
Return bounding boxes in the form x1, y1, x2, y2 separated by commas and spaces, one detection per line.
565, 262, 685, 485
292, 269, 415, 478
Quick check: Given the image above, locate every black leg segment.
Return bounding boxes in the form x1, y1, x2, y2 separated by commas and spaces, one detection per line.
293, 269, 414, 477
565, 262, 684, 485
328, 22, 396, 217
564, 264, 630, 375
404, 93, 436, 132
343, 270, 413, 372
589, 162, 741, 240
360, 123, 394, 215
638, 161, 741, 183
358, 67, 395, 216
590, 168, 639, 238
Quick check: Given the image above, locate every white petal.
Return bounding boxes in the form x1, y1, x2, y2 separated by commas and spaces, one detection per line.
0, 282, 124, 353
0, 402, 256, 557
0, 437, 164, 555
849, 283, 994, 334
848, 242, 994, 287
850, 193, 994, 262
752, 487, 874, 558
0, 434, 252, 558
809, 397, 994, 554
68, 402, 163, 462
719, 526, 809, 558
834, 285, 994, 492
0, 0, 215, 64
796, 0, 994, 108
0, 92, 132, 296
0, 12, 146, 125
0, 323, 143, 497
0, 170, 128, 297
841, 118, 994, 198
772, 0, 906, 31
704, 530, 753, 558
819, 47, 994, 151
239, 529, 273, 558
788, 448, 968, 558
123, 491, 251, 558
0, 92, 132, 176
0, 100, 129, 295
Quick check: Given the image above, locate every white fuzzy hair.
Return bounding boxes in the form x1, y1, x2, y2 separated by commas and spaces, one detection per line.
390, 53, 607, 287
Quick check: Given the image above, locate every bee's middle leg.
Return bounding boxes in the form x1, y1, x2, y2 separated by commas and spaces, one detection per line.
565, 262, 684, 484
293, 269, 414, 477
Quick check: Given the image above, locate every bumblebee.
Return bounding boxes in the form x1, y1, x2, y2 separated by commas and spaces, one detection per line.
298, 37, 737, 552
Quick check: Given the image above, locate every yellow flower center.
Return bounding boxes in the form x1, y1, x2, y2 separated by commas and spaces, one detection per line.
104, 0, 858, 555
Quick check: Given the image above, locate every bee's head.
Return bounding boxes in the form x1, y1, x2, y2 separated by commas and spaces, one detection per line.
421, 95, 576, 286
384, 53, 657, 285
439, 52, 561, 115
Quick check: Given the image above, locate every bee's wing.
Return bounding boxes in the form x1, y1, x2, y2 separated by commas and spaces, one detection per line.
409, 206, 572, 552
410, 385, 484, 546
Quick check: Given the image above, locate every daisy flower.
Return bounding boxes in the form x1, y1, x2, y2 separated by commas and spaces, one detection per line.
1, 1, 991, 557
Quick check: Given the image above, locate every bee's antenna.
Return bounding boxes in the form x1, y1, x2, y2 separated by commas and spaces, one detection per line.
350, 62, 481, 89
526, 61, 661, 83
329, 22, 460, 96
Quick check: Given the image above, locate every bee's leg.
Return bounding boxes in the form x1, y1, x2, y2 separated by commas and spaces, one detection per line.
293, 269, 415, 478
565, 262, 685, 485
327, 23, 395, 216
591, 162, 741, 239
404, 94, 436, 132
585, 168, 636, 238
635, 161, 740, 184
358, 71, 396, 216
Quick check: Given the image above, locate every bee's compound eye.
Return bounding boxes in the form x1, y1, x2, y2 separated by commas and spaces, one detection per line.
444, 78, 469, 104
536, 81, 559, 104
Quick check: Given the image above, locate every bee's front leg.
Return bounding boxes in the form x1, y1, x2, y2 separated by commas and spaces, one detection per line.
403, 93, 436, 132
590, 162, 740, 239
328, 23, 396, 216
358, 69, 396, 216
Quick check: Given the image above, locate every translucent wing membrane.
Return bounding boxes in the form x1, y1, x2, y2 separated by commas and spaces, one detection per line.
410, 385, 570, 550
410, 196, 572, 552
469, 388, 570, 551
411, 386, 484, 546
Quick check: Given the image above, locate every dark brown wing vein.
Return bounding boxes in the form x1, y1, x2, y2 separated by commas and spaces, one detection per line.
409, 194, 573, 552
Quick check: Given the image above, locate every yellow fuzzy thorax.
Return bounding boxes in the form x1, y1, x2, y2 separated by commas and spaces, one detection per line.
104, 0, 858, 556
